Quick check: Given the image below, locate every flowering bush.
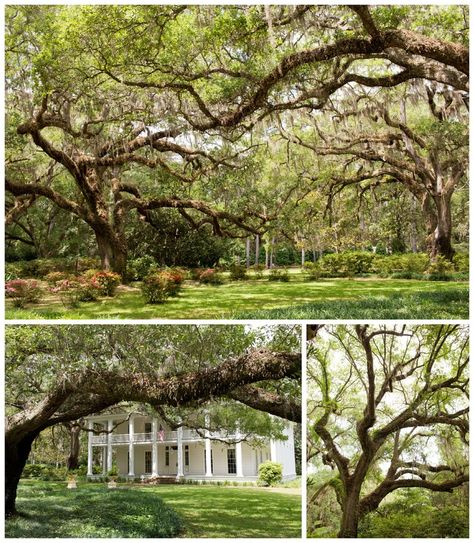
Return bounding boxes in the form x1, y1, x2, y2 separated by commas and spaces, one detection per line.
141, 273, 170, 304
198, 268, 224, 285
161, 269, 185, 297
51, 277, 101, 308
91, 271, 121, 296
44, 271, 71, 284
5, 279, 42, 307
50, 279, 82, 308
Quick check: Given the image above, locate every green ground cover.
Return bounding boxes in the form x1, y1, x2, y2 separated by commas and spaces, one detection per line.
6, 481, 301, 538
5, 277, 468, 320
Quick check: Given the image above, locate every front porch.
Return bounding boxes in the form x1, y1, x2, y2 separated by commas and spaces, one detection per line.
87, 415, 272, 481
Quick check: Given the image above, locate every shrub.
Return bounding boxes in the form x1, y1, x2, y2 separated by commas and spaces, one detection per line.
426, 255, 455, 275
252, 264, 266, 279
229, 263, 248, 281
159, 269, 185, 297
50, 279, 83, 308
5, 262, 23, 280
44, 271, 71, 284
198, 268, 224, 285
91, 271, 121, 296
258, 461, 283, 486
5, 279, 42, 307
268, 268, 290, 282
82, 268, 101, 280
76, 277, 101, 301
390, 271, 414, 280
317, 251, 376, 277
304, 261, 321, 280
127, 255, 157, 281
453, 253, 469, 273
190, 267, 205, 281
141, 271, 183, 303
22, 463, 66, 481
372, 253, 430, 275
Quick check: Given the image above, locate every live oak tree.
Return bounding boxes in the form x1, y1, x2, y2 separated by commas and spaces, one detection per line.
5, 324, 301, 517
308, 324, 469, 538
6, 5, 468, 274
281, 83, 468, 260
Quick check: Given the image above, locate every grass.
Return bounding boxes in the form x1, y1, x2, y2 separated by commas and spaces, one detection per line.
5, 276, 468, 320
6, 480, 302, 538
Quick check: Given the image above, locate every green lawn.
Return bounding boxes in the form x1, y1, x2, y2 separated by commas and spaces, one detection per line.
6, 481, 302, 538
5, 277, 468, 320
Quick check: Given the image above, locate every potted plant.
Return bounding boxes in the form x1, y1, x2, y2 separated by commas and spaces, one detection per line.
67, 471, 77, 489
107, 463, 118, 488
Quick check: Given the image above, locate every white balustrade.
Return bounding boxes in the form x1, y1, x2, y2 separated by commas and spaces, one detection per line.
91, 428, 235, 445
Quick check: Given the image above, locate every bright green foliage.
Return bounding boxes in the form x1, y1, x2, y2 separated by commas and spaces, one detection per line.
258, 461, 283, 487
359, 489, 469, 538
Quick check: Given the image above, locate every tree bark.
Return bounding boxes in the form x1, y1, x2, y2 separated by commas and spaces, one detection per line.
94, 228, 127, 277
338, 489, 361, 538
5, 432, 38, 517
423, 192, 454, 261
66, 423, 81, 470
431, 192, 454, 260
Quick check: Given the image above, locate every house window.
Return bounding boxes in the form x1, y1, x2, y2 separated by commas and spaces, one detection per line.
165, 446, 170, 466
144, 422, 152, 438
227, 449, 236, 474
204, 450, 214, 472
185, 445, 189, 467
145, 451, 152, 474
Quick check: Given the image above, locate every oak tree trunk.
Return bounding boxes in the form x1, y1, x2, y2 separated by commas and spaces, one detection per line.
431, 193, 454, 261
94, 229, 127, 278
5, 432, 38, 517
338, 491, 361, 538
66, 424, 81, 471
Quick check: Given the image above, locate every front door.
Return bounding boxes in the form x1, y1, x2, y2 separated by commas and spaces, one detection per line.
166, 446, 178, 474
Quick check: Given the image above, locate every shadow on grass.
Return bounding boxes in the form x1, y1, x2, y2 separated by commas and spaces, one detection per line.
5, 278, 468, 320
6, 482, 183, 538
6, 482, 301, 538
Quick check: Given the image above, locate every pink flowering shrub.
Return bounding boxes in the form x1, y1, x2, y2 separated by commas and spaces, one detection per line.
5, 279, 42, 307
198, 268, 223, 285
141, 269, 186, 304
51, 277, 101, 308
91, 271, 121, 297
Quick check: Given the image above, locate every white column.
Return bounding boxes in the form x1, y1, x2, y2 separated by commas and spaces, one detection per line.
270, 439, 277, 462
235, 430, 244, 477
87, 419, 93, 476
128, 416, 135, 477
107, 419, 113, 473
205, 433, 212, 477
177, 426, 184, 477
152, 418, 158, 476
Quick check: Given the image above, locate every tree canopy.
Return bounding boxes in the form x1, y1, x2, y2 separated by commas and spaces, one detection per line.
307, 324, 469, 538
6, 5, 469, 273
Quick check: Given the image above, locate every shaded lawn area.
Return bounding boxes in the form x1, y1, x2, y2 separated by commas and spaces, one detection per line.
5, 277, 468, 320
6, 481, 302, 538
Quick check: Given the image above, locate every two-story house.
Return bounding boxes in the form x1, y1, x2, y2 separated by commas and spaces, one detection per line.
86, 412, 296, 482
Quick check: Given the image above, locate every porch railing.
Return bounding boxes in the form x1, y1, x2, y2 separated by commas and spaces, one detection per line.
91, 429, 211, 445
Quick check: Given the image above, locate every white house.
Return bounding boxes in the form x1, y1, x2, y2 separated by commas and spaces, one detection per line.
85, 412, 296, 482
